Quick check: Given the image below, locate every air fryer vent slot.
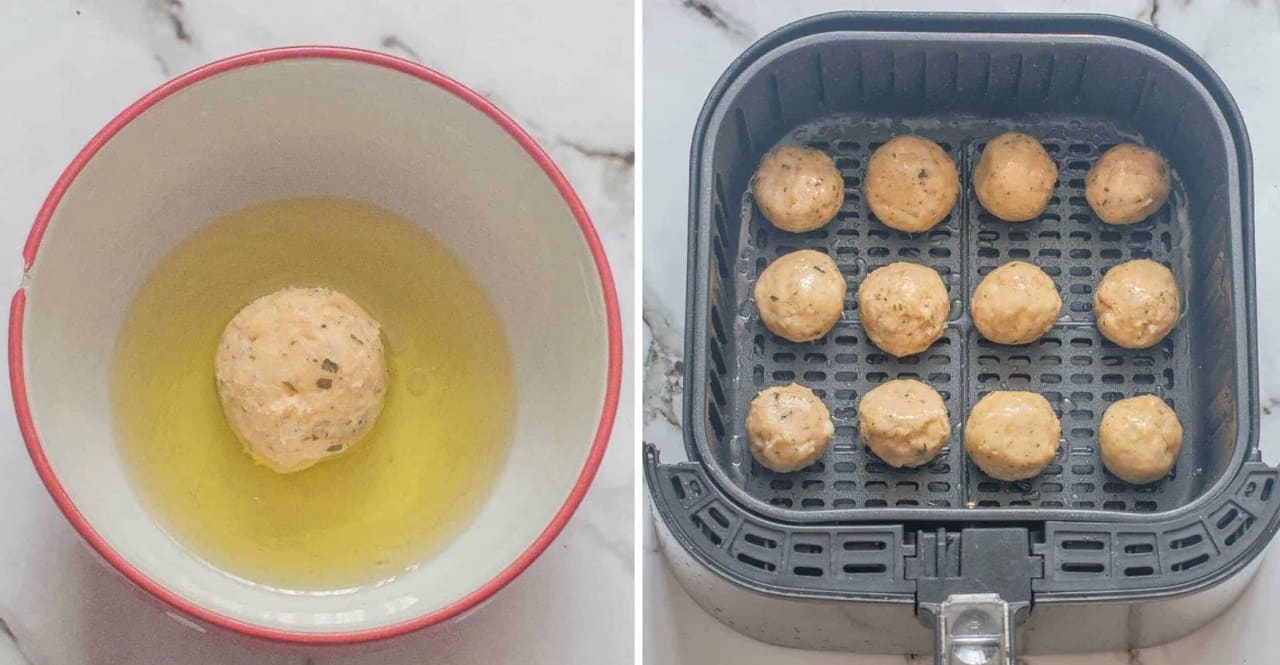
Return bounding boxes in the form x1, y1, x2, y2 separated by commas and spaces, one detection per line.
1061, 540, 1105, 551
793, 542, 823, 554
690, 514, 722, 547
743, 532, 778, 549
736, 552, 776, 571
1170, 554, 1210, 572
690, 502, 736, 548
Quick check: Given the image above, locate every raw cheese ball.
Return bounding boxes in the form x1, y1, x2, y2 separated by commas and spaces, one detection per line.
974, 132, 1058, 222
752, 145, 845, 233
1085, 143, 1171, 224
215, 287, 389, 474
965, 391, 1061, 481
971, 261, 1062, 345
857, 262, 949, 357
857, 379, 951, 468
746, 383, 834, 473
864, 135, 960, 232
1094, 259, 1181, 349
754, 250, 846, 342
1100, 395, 1184, 484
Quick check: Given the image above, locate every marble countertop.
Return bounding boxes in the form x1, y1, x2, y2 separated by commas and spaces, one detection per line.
0, 1, 633, 664
642, 1, 1280, 663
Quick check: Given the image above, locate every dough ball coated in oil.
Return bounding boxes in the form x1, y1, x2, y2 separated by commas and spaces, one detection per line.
973, 132, 1058, 222
971, 261, 1062, 345
1085, 143, 1171, 224
215, 287, 389, 474
1094, 259, 1180, 349
754, 250, 846, 342
746, 383, 834, 473
857, 262, 949, 357
752, 145, 845, 233
964, 391, 1060, 481
857, 379, 951, 468
1100, 395, 1183, 485
863, 135, 960, 232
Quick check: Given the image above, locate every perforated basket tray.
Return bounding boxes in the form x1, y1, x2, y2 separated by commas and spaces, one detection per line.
648, 12, 1279, 605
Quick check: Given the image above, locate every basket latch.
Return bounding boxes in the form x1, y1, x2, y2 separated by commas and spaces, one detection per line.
937, 593, 1013, 665
909, 527, 1041, 665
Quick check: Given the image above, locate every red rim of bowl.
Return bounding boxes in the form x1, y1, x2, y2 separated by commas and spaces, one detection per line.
7, 46, 622, 645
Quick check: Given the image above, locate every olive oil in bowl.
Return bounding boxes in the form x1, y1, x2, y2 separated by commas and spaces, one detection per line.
112, 197, 514, 590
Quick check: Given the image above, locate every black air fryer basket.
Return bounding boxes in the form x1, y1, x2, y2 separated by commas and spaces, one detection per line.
646, 12, 1279, 664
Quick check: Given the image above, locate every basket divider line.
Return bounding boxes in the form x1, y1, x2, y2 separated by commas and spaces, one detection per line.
958, 136, 974, 512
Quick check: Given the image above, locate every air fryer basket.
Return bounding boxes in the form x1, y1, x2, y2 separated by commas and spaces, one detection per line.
646, 12, 1280, 664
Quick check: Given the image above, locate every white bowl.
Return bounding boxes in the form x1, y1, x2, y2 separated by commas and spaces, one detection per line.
9, 47, 621, 644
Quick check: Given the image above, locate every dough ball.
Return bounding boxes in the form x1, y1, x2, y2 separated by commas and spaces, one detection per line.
1100, 395, 1183, 484
754, 250, 846, 342
864, 135, 960, 232
752, 145, 845, 233
971, 261, 1062, 345
1094, 259, 1180, 349
974, 132, 1058, 222
857, 262, 949, 357
215, 287, 389, 474
1085, 143, 1171, 224
964, 391, 1061, 481
746, 383, 834, 473
858, 379, 951, 468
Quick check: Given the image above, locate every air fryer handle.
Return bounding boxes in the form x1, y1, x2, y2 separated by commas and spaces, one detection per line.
932, 593, 1017, 665
912, 528, 1037, 665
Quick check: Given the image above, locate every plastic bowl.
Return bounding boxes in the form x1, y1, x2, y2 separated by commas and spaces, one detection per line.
9, 46, 621, 644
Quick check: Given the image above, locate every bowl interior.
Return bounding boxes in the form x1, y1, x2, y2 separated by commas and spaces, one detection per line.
20, 55, 610, 633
